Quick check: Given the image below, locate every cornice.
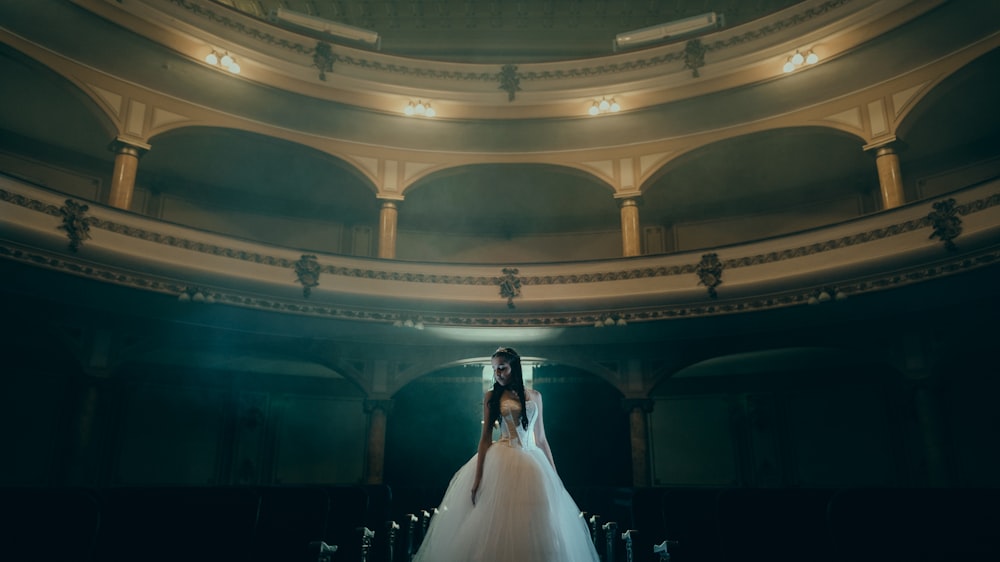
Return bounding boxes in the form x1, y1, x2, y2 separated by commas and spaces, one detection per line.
2, 174, 998, 327
66, 0, 941, 119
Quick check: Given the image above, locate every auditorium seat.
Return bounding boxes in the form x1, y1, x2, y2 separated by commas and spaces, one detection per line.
251, 486, 331, 562
715, 488, 836, 562
0, 487, 101, 562
659, 488, 723, 562
93, 486, 260, 562
321, 485, 371, 561
828, 488, 1000, 561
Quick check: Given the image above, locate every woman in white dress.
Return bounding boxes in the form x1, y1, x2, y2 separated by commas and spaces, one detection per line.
413, 347, 600, 562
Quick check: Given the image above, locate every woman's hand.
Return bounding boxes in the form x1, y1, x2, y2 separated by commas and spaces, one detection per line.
471, 480, 480, 505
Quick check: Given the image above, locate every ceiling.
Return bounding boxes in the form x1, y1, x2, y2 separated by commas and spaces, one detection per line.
220, 0, 806, 62
1, 1, 999, 247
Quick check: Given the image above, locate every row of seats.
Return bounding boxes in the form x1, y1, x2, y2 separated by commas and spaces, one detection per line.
0, 485, 391, 562
3, 485, 995, 561
631, 487, 1000, 562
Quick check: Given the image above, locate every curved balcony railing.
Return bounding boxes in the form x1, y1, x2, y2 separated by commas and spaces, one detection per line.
2, 173, 998, 328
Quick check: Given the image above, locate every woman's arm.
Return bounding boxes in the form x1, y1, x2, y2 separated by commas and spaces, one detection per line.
531, 389, 557, 471
471, 390, 495, 505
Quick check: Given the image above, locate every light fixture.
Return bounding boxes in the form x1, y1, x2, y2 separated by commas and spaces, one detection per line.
594, 314, 627, 327
269, 7, 381, 49
782, 49, 818, 73
404, 100, 435, 117
178, 287, 216, 303
588, 97, 621, 116
807, 287, 846, 305
206, 50, 240, 74
393, 316, 425, 329
614, 12, 722, 51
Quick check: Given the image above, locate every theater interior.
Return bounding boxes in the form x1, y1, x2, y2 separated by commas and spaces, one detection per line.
1, 1, 998, 560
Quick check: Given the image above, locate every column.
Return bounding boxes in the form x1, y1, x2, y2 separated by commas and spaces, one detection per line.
61, 375, 106, 485
364, 399, 394, 484
908, 379, 949, 485
63, 328, 116, 485
870, 142, 905, 210
108, 138, 149, 210
895, 330, 948, 485
377, 200, 399, 259
623, 398, 654, 487
619, 197, 642, 257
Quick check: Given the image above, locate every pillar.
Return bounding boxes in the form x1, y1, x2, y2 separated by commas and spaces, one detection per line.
62, 328, 116, 485
377, 200, 399, 259
895, 330, 949, 485
623, 398, 654, 487
619, 197, 641, 257
108, 138, 149, 210
871, 142, 905, 210
909, 379, 949, 485
364, 399, 393, 484
61, 376, 106, 485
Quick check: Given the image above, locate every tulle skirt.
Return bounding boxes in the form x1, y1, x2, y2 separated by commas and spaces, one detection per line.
413, 442, 599, 562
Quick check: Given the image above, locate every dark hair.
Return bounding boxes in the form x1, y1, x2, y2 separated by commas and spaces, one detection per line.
488, 347, 529, 430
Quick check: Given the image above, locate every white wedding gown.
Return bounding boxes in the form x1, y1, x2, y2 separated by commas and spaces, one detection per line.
413, 395, 600, 562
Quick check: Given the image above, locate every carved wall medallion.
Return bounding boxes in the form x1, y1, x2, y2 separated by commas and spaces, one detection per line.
313, 41, 335, 81
295, 254, 322, 297
928, 198, 962, 251
684, 39, 707, 78
498, 267, 522, 308
498, 64, 521, 101
59, 199, 92, 252
697, 252, 723, 298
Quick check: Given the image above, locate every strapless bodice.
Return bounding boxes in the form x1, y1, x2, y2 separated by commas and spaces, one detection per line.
498, 395, 537, 449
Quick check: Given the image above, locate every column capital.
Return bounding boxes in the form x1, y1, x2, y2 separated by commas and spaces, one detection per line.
862, 136, 905, 153
622, 397, 654, 413
364, 398, 395, 414
108, 136, 150, 156
615, 193, 643, 205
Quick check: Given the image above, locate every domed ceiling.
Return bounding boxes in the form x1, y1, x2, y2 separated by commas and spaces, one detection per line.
220, 0, 805, 62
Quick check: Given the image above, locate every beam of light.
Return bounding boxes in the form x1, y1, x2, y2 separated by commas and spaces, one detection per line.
423, 326, 566, 343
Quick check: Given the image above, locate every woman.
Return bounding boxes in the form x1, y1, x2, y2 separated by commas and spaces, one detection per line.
413, 347, 600, 562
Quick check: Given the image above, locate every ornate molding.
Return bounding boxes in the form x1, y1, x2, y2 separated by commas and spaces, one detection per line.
683, 39, 707, 78
498, 267, 522, 309
294, 254, 321, 297
497, 64, 521, 101
2, 188, 997, 290
696, 252, 723, 298
59, 199, 92, 252
3, 242, 996, 327
313, 41, 335, 81
161, 0, 854, 84
928, 197, 962, 251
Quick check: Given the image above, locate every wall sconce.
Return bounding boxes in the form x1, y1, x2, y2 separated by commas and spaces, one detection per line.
178, 287, 216, 303
807, 287, 846, 305
404, 100, 435, 117
594, 314, 627, 328
206, 50, 241, 74
393, 316, 425, 329
782, 49, 818, 73
588, 97, 621, 116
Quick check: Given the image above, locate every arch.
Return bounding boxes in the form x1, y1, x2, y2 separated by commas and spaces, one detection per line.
398, 162, 620, 237
639, 126, 876, 233
140, 126, 380, 231
400, 160, 616, 196
895, 46, 1000, 178
384, 356, 631, 494
0, 43, 119, 160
